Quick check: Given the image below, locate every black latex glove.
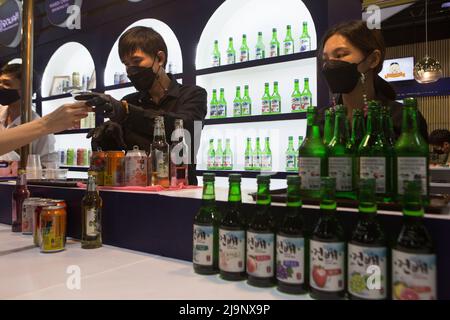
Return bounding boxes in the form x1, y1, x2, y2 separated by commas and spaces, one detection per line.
75, 92, 126, 122
87, 121, 127, 151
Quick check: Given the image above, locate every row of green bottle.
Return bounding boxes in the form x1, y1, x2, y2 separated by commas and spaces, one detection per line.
193, 174, 437, 300
244, 137, 272, 171
207, 139, 233, 170
286, 136, 304, 172
212, 23, 311, 67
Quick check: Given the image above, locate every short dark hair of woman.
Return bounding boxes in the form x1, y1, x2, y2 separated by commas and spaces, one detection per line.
429, 129, 450, 146
118, 26, 168, 68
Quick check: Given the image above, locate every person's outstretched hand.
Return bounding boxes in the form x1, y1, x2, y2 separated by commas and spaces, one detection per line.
41, 102, 92, 134
75, 92, 125, 122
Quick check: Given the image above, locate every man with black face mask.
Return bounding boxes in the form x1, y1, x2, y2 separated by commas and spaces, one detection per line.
76, 26, 207, 185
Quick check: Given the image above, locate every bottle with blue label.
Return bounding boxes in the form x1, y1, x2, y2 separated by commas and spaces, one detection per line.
226, 37, 236, 65
300, 78, 313, 111
269, 28, 280, 58
261, 83, 271, 115
299, 21, 311, 52
255, 32, 265, 60
212, 40, 221, 67
209, 89, 218, 118
240, 34, 250, 62
270, 81, 281, 114
241, 85, 252, 116
217, 88, 227, 118
286, 136, 297, 172
291, 79, 302, 112
233, 86, 242, 117
284, 25, 295, 55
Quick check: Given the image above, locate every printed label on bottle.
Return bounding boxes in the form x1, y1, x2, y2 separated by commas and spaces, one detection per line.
329, 157, 353, 192
245, 155, 252, 169
298, 157, 321, 190
286, 154, 296, 170
212, 56, 220, 67
270, 100, 280, 113
86, 208, 99, 237
241, 102, 251, 115
223, 156, 232, 168
392, 250, 436, 300
207, 155, 215, 168
215, 155, 223, 168
255, 48, 264, 60
247, 232, 275, 278
233, 102, 241, 116
240, 51, 249, 62
227, 53, 235, 65
301, 96, 311, 110
300, 39, 310, 52
348, 244, 387, 299
277, 236, 305, 284
252, 154, 261, 168
310, 240, 345, 292
261, 155, 272, 170
360, 157, 386, 193
292, 97, 301, 111
284, 42, 294, 55
156, 156, 169, 178
262, 100, 271, 113
270, 45, 278, 57
219, 229, 245, 273
210, 105, 217, 117
397, 157, 427, 195
193, 225, 214, 266
216, 104, 225, 117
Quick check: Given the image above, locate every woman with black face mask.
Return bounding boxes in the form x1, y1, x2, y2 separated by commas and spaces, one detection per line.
319, 20, 428, 140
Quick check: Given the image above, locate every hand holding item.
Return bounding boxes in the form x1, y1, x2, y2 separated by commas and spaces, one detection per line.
75, 92, 126, 122
41, 102, 92, 134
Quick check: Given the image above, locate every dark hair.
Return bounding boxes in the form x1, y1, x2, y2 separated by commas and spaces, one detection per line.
320, 20, 396, 100
429, 129, 450, 145
0, 63, 21, 80
118, 26, 168, 68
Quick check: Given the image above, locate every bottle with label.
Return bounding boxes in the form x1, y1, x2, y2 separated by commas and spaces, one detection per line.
394, 98, 429, 204
269, 28, 280, 58
296, 136, 304, 171
240, 34, 250, 62
170, 119, 189, 187
151, 116, 170, 187
223, 139, 233, 171
210, 89, 218, 119
328, 105, 354, 198
212, 40, 221, 67
219, 174, 246, 281
215, 139, 224, 170
348, 179, 388, 300
81, 174, 103, 249
261, 137, 272, 172
193, 173, 222, 275
381, 105, 396, 201
358, 101, 393, 202
244, 138, 253, 171
207, 139, 215, 170
261, 83, 271, 115
392, 180, 436, 300
241, 85, 252, 116
309, 177, 346, 300
299, 21, 311, 52
270, 81, 281, 114
233, 86, 242, 117
253, 137, 262, 171
291, 79, 302, 112
217, 88, 227, 118
12, 169, 30, 233
348, 108, 366, 191
255, 31, 265, 60
226, 37, 236, 65
286, 136, 297, 172
298, 107, 328, 199
277, 175, 307, 294
323, 109, 335, 146
284, 25, 295, 55
300, 78, 313, 111
247, 175, 275, 287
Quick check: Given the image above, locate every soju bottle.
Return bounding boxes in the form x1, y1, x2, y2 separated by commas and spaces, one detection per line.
255, 31, 265, 60
323, 109, 335, 146
240, 34, 250, 62
349, 108, 366, 193
328, 105, 354, 198
247, 175, 275, 287
348, 179, 388, 300
261, 83, 271, 115
392, 180, 436, 300
253, 137, 262, 171
223, 139, 233, 170
310, 178, 346, 300
381, 106, 396, 199
215, 139, 224, 170
151, 116, 170, 188
300, 78, 313, 111
241, 85, 252, 116
298, 107, 328, 198
261, 137, 272, 171
212, 40, 221, 67
299, 21, 311, 52
210, 89, 218, 118
193, 173, 222, 275
296, 136, 304, 171
219, 174, 246, 281
358, 101, 393, 202
284, 25, 295, 55
394, 98, 429, 203
244, 138, 253, 171
233, 86, 242, 117
226, 37, 236, 65
207, 139, 215, 170
286, 136, 297, 172
291, 79, 302, 113
81, 174, 103, 249
277, 175, 307, 294
217, 88, 227, 118
270, 81, 281, 114
269, 28, 280, 58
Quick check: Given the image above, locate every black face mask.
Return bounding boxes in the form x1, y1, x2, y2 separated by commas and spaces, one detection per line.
321, 59, 365, 94
0, 88, 20, 105
127, 59, 160, 92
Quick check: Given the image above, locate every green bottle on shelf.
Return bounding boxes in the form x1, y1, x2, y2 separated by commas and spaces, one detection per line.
193, 173, 222, 275
291, 79, 302, 113
323, 109, 335, 146
300, 78, 313, 111
255, 31, 265, 60
215, 139, 224, 170
240, 34, 250, 62
223, 139, 233, 171
286, 136, 297, 172
226, 37, 236, 65
217, 88, 227, 118
262, 83, 271, 115
261, 137, 272, 172
244, 138, 253, 171
241, 85, 252, 116
233, 86, 242, 117
270, 28, 280, 58
210, 89, 218, 119
253, 137, 262, 171
284, 25, 295, 55
207, 139, 215, 170
300, 21, 311, 52
270, 81, 282, 114
212, 40, 221, 67
349, 108, 366, 192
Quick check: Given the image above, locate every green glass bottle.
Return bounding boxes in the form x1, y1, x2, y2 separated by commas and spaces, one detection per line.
81, 174, 103, 249
291, 79, 302, 113
210, 89, 218, 119
253, 137, 262, 171
323, 109, 335, 146
215, 139, 224, 170
241, 85, 252, 116
245, 138, 253, 171
296, 136, 304, 171
262, 83, 271, 115
300, 78, 313, 111
286, 136, 297, 172
309, 177, 346, 300
381, 106, 396, 200
392, 180, 436, 300
217, 88, 227, 118
328, 105, 354, 198
255, 31, 265, 60
298, 107, 328, 198
226, 37, 236, 65
269, 28, 280, 58
212, 40, 221, 67
348, 179, 388, 300
219, 174, 246, 281
240, 34, 250, 62
247, 175, 275, 287
233, 86, 242, 117
261, 137, 272, 171
284, 25, 295, 55
270, 81, 282, 114
223, 138, 233, 170
394, 98, 429, 203
299, 21, 311, 52
193, 173, 222, 275
277, 175, 307, 294
358, 101, 394, 202
207, 139, 215, 170
349, 108, 366, 194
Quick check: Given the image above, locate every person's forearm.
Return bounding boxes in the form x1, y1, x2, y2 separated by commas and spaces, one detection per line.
0, 119, 50, 156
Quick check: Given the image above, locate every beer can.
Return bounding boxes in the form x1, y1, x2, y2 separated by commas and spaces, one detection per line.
22, 198, 41, 235
77, 149, 85, 166
90, 151, 107, 186
40, 206, 67, 253
105, 151, 125, 186
33, 199, 54, 247
67, 148, 75, 166
125, 146, 148, 186
59, 150, 67, 166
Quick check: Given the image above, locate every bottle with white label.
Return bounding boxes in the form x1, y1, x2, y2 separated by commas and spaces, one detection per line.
309, 178, 346, 300
81, 174, 103, 249
219, 174, 246, 281
277, 175, 307, 294
193, 173, 222, 275
247, 175, 275, 288
392, 180, 436, 300
348, 179, 388, 300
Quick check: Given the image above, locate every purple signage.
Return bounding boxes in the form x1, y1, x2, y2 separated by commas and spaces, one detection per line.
45, 0, 82, 27
0, 0, 22, 48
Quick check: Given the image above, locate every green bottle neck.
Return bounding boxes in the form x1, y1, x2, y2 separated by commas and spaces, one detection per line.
256, 183, 271, 206
302, 24, 308, 35
228, 182, 242, 203
243, 87, 249, 97
264, 85, 270, 95
401, 106, 420, 134
246, 139, 251, 150
256, 139, 261, 149
242, 37, 248, 47
228, 39, 234, 49
273, 84, 279, 94
202, 181, 216, 203
272, 31, 278, 40
333, 112, 349, 144
351, 114, 365, 141
367, 109, 382, 136
288, 138, 294, 149
286, 27, 293, 39
287, 184, 302, 208
303, 80, 310, 91
235, 88, 241, 98
294, 81, 300, 92
306, 112, 321, 140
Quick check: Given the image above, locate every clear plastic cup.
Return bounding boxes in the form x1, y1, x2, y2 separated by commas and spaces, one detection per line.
26, 154, 43, 180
